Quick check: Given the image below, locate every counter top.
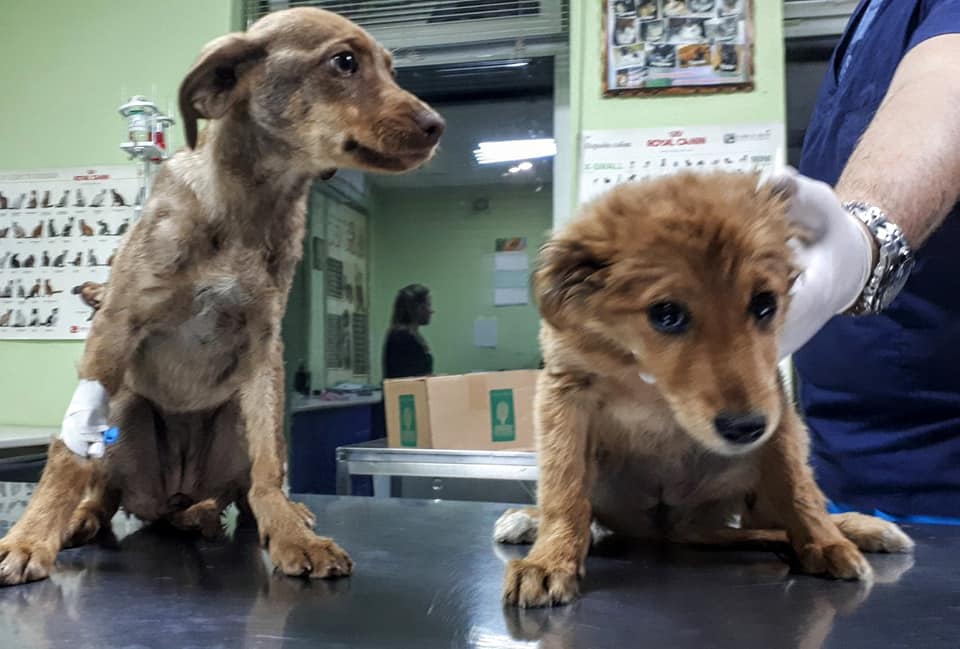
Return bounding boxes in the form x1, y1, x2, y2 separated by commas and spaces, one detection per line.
0, 426, 54, 450
0, 490, 957, 648
291, 393, 382, 413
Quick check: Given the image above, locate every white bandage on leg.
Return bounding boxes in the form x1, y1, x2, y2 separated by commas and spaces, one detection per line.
59, 380, 112, 458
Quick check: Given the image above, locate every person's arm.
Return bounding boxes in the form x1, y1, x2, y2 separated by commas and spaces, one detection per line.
776, 32, 960, 359
837, 34, 960, 247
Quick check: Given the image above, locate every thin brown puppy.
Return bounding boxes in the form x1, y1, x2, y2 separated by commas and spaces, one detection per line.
0, 7, 443, 586
497, 172, 912, 608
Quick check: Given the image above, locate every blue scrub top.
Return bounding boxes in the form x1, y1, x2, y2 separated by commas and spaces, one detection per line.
795, 0, 960, 518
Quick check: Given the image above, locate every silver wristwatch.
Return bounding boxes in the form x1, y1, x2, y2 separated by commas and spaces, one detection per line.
843, 201, 915, 316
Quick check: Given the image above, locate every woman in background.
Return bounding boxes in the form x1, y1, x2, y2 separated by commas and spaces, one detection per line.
383, 284, 434, 379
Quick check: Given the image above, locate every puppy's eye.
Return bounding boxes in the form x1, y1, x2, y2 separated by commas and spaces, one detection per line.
330, 52, 358, 76
749, 291, 778, 324
647, 301, 691, 335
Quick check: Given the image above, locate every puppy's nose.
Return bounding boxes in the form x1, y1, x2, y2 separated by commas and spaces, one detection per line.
714, 413, 767, 445
414, 110, 445, 143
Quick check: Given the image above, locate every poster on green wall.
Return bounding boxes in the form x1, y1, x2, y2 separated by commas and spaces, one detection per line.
579, 122, 784, 204
324, 202, 370, 385
604, 0, 754, 96
0, 166, 142, 339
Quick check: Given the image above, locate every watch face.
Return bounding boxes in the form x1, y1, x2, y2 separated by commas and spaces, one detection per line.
879, 255, 915, 311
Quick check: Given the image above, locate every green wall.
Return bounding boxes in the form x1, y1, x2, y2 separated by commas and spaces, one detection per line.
0, 0, 239, 426
369, 185, 551, 382
566, 1, 786, 214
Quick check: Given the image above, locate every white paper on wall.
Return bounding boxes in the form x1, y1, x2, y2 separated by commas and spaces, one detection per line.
0, 166, 142, 340
492, 251, 530, 307
473, 316, 498, 348
493, 251, 529, 272
579, 123, 785, 205
494, 288, 529, 307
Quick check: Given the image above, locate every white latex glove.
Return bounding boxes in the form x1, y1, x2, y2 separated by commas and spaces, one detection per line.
767, 168, 875, 359
59, 380, 117, 458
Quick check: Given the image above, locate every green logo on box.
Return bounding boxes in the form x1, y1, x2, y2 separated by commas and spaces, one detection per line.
399, 394, 417, 447
489, 389, 516, 442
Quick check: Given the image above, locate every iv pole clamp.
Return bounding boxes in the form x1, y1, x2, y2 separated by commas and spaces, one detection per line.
118, 95, 175, 219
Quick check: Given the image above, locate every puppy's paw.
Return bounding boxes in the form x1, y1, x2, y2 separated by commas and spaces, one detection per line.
269, 530, 353, 580
832, 512, 914, 553
170, 499, 224, 540
64, 504, 106, 548
494, 509, 539, 545
503, 558, 581, 608
0, 538, 55, 586
798, 539, 873, 581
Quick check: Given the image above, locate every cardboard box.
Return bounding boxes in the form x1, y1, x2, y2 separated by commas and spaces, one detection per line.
384, 370, 539, 451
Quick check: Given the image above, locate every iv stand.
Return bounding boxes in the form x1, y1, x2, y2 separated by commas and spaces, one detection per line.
118, 96, 175, 221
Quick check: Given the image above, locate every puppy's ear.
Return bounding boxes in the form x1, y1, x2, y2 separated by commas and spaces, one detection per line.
534, 238, 609, 329
179, 34, 266, 149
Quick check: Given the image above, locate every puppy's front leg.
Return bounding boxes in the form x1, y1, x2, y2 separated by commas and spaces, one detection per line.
78, 295, 152, 394
242, 343, 352, 579
0, 441, 99, 585
504, 373, 595, 607
756, 405, 872, 580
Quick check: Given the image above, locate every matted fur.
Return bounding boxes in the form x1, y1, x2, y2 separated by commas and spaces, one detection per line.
499, 172, 913, 608
0, 7, 442, 586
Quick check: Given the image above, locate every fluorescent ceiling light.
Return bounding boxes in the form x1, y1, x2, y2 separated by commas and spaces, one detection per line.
438, 61, 529, 74
507, 161, 533, 174
474, 138, 556, 165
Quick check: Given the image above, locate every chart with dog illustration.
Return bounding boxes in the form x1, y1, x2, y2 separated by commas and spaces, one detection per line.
604, 0, 754, 95
578, 122, 784, 204
0, 166, 142, 339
